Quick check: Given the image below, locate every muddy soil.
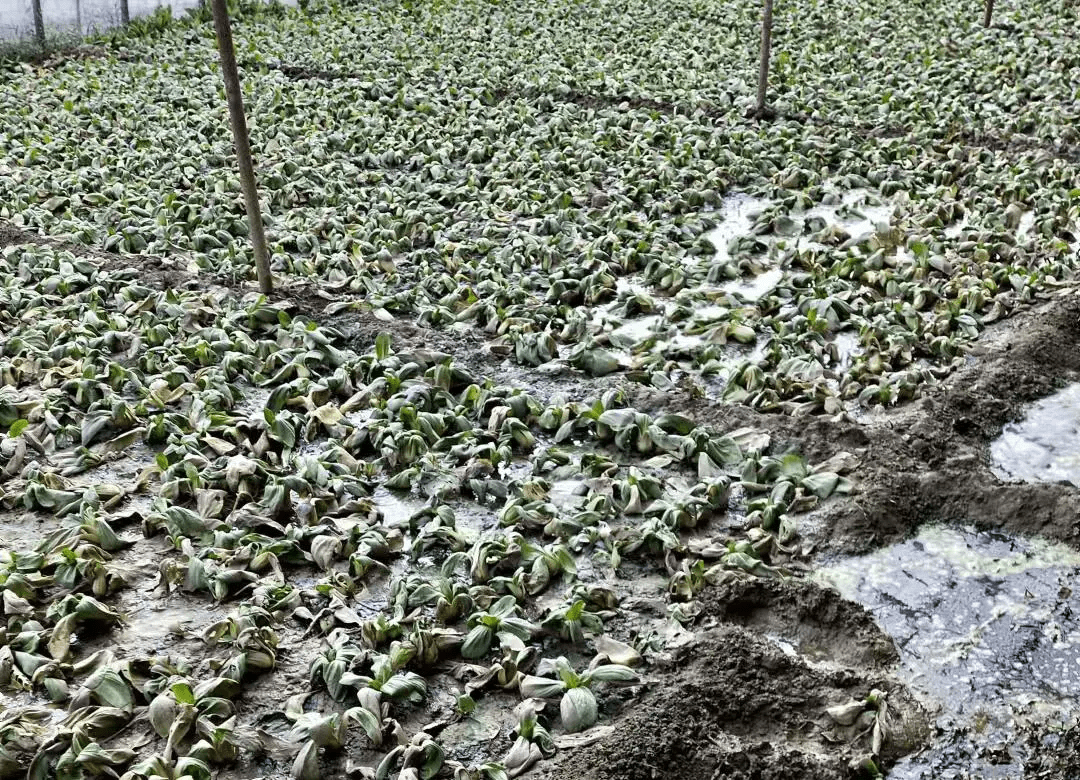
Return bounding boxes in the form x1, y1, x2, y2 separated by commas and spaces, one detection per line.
6, 219, 1080, 778
543, 287, 1080, 779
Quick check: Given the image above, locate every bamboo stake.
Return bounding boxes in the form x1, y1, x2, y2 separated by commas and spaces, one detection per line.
209, 0, 274, 294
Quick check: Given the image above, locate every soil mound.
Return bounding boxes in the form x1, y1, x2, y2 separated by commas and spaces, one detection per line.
542, 579, 930, 780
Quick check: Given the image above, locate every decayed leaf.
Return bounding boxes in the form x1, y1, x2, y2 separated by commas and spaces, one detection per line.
591, 637, 641, 667
47, 613, 77, 660
292, 739, 320, 780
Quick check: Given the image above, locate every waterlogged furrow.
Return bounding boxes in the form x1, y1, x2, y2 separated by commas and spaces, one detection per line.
0, 243, 858, 778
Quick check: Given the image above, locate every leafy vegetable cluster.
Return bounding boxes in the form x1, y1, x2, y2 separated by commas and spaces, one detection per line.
2, 0, 1078, 775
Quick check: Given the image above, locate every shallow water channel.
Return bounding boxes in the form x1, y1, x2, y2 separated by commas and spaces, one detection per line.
818, 525, 1080, 778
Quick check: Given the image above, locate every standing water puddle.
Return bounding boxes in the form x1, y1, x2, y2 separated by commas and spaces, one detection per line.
699, 193, 771, 267
991, 383, 1080, 486
721, 266, 783, 301
818, 525, 1080, 778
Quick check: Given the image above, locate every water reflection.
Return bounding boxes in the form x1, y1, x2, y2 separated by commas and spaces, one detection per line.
818, 525, 1080, 779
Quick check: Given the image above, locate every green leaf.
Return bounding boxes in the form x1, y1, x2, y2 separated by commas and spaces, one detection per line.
488, 594, 519, 618
175, 756, 212, 780
456, 693, 476, 715
7, 419, 28, 437
91, 670, 133, 710
653, 413, 695, 435
74, 742, 135, 771
420, 739, 445, 779
73, 595, 121, 622
379, 672, 426, 700
43, 677, 68, 703
706, 434, 742, 465
344, 706, 384, 745
193, 677, 242, 700
802, 471, 840, 499
172, 682, 196, 705
573, 347, 620, 377
461, 625, 493, 659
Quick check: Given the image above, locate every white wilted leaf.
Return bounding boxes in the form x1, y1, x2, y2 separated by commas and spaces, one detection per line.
3, 589, 33, 616
811, 451, 860, 474
309, 535, 342, 571
312, 404, 344, 427
47, 613, 77, 660
504, 736, 541, 777
225, 455, 258, 491
559, 686, 598, 733
586, 664, 638, 683
826, 699, 866, 726
148, 692, 177, 738
292, 739, 320, 780
518, 675, 567, 700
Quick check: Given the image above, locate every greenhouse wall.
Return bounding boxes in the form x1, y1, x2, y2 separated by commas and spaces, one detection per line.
0, 0, 289, 41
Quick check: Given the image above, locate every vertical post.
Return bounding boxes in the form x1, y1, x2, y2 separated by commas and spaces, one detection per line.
982, 0, 994, 26
210, 0, 274, 294
75, 0, 82, 34
31, 0, 46, 47
755, 0, 774, 117
120, 0, 130, 25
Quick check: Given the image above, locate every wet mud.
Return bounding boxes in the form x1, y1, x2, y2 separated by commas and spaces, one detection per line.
542, 579, 931, 780
4, 218, 1080, 779
538, 287, 1080, 778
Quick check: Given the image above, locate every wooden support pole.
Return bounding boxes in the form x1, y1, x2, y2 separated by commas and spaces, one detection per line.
31, 0, 46, 48
120, 0, 129, 25
755, 0, 774, 117
209, 0, 274, 294
983, 0, 994, 27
